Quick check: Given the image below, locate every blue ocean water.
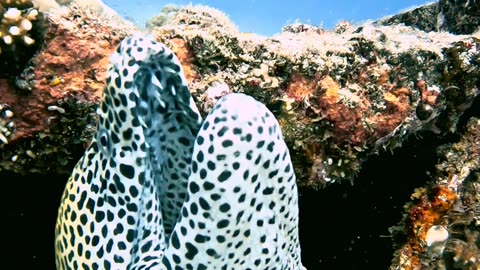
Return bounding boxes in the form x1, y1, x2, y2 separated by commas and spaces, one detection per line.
103, 0, 437, 36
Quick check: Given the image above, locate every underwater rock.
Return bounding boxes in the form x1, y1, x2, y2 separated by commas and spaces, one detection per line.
375, 3, 438, 32
438, 0, 480, 35
147, 5, 479, 188
390, 117, 480, 270
376, 0, 480, 35
1, 3, 479, 188
0, 2, 136, 174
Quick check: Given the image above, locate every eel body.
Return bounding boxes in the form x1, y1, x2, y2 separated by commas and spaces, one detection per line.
55, 34, 304, 270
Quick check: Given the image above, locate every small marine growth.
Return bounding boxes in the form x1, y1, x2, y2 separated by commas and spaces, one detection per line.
0, 0, 44, 75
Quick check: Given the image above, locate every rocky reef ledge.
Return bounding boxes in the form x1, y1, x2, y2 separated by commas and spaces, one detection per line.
1, 2, 478, 187
1, 1, 479, 269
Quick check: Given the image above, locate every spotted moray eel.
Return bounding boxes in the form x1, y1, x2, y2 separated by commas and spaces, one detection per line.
55, 34, 305, 270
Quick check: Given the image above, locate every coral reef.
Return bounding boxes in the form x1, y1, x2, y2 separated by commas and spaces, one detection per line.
145, 5, 480, 188
0, 0, 44, 75
390, 117, 480, 270
1, 4, 479, 189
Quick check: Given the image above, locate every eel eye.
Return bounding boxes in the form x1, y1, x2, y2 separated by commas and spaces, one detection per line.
100, 134, 108, 146
97, 128, 111, 154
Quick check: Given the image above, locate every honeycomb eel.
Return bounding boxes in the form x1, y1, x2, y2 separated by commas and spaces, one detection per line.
54, 34, 305, 270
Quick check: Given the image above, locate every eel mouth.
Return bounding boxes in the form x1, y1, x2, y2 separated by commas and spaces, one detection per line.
132, 60, 199, 137
129, 45, 203, 236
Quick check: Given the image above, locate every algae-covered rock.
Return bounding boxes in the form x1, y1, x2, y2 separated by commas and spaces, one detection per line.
390, 117, 480, 270
145, 5, 480, 188
376, 0, 480, 35
0, 2, 135, 175
1, 3, 479, 190
375, 2, 438, 32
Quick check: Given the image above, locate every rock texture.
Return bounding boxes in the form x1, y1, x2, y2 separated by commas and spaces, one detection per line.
438, 0, 480, 34
1, 4, 479, 186
376, 0, 480, 35
0, 2, 135, 174
390, 117, 480, 270
146, 5, 479, 189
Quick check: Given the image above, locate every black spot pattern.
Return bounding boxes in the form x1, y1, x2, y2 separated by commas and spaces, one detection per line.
161, 93, 303, 269
55, 34, 303, 270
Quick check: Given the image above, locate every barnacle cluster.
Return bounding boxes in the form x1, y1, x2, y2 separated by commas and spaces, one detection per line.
146, 5, 243, 73
0, 0, 43, 75
0, 103, 15, 145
